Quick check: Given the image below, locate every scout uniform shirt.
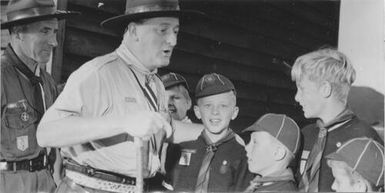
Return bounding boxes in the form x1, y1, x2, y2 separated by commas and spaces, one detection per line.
297, 109, 383, 192
1, 44, 58, 193
40, 43, 168, 178
1, 45, 57, 161
170, 130, 253, 192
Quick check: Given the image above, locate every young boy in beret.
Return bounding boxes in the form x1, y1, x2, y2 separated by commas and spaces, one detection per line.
242, 113, 300, 192
326, 137, 384, 192
169, 73, 253, 192
292, 48, 383, 192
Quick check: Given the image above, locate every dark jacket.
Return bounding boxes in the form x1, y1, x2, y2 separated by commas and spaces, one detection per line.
296, 110, 383, 192
169, 131, 254, 192
1, 44, 58, 161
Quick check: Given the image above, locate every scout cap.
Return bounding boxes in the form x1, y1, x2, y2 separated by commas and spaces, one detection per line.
101, 0, 206, 30
195, 73, 236, 99
161, 72, 189, 90
326, 137, 384, 187
242, 113, 300, 154
1, 0, 80, 29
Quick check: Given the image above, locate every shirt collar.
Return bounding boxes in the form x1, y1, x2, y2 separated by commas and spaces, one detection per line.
317, 108, 355, 131
6, 44, 42, 79
115, 42, 157, 76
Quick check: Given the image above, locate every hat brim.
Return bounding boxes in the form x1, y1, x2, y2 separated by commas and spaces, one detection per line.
101, 10, 207, 30
325, 152, 347, 163
1, 11, 81, 29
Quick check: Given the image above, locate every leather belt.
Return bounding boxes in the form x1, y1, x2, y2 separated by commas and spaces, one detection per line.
64, 160, 137, 185
0, 153, 48, 172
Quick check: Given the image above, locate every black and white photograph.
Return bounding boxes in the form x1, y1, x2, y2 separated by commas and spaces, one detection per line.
1, 0, 384, 192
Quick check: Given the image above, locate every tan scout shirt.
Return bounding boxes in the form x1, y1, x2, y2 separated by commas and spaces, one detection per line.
40, 44, 168, 177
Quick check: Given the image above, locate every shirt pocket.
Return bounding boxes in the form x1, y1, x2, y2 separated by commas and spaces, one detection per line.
1, 99, 39, 158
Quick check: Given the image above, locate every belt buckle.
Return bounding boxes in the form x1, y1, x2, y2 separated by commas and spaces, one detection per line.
0, 162, 7, 171
85, 165, 95, 176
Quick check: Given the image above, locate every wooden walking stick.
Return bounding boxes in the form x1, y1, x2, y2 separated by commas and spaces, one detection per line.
135, 137, 144, 193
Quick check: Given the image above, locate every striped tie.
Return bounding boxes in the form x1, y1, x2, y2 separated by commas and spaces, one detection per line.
300, 127, 327, 192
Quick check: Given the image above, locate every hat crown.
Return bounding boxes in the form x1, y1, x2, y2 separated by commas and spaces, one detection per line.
6, 0, 54, 14
195, 73, 235, 99
328, 137, 384, 186
161, 72, 189, 89
125, 0, 180, 15
2, 0, 79, 29
244, 113, 300, 154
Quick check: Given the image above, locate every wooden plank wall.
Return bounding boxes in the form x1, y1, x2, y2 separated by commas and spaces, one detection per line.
1, 1, 10, 52
59, 0, 340, 131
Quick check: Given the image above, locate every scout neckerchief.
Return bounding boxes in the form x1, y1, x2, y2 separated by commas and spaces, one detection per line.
7, 45, 46, 120
245, 168, 294, 193
116, 42, 163, 176
116, 42, 160, 112
300, 108, 354, 192
195, 129, 235, 193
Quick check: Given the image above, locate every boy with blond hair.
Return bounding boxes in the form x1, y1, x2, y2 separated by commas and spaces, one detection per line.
292, 48, 383, 192
169, 73, 253, 192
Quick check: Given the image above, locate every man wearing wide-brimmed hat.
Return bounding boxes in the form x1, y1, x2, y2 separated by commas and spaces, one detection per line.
0, 0, 79, 192
37, 0, 205, 192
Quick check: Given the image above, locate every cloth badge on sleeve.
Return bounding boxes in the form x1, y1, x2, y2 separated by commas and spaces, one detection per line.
299, 150, 310, 174
125, 97, 137, 103
17, 136, 28, 151
179, 149, 196, 166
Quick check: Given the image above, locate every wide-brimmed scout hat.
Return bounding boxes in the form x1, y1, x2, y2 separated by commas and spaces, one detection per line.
1, 0, 80, 29
161, 72, 190, 90
101, 0, 206, 29
241, 113, 301, 155
326, 137, 384, 187
195, 73, 236, 99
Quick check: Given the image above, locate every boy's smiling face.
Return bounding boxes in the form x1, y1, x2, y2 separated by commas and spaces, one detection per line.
194, 91, 238, 135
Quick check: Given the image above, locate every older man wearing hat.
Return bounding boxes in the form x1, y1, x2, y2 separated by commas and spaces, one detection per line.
36, 0, 204, 192
0, 0, 79, 192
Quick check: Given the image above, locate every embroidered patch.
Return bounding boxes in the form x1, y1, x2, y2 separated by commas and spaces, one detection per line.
299, 150, 310, 174
20, 112, 30, 122
179, 149, 196, 166
125, 97, 137, 103
17, 136, 28, 151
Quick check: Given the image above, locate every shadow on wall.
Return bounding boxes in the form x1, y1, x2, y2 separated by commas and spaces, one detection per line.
348, 86, 384, 140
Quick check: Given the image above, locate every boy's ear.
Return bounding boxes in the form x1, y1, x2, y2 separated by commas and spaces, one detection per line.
193, 105, 201, 120
320, 81, 332, 98
231, 106, 239, 120
273, 145, 286, 161
187, 98, 192, 110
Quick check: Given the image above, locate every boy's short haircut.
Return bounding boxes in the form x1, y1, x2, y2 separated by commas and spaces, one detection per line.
291, 48, 356, 103
241, 113, 300, 157
195, 73, 236, 99
326, 137, 384, 188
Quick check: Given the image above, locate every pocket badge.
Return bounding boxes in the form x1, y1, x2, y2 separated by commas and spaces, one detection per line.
17, 136, 28, 151
179, 151, 192, 166
20, 112, 30, 122
219, 160, 230, 174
